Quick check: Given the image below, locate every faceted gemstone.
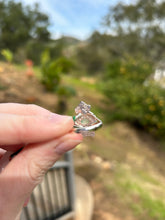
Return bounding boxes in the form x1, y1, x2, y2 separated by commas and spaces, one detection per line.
75, 101, 91, 114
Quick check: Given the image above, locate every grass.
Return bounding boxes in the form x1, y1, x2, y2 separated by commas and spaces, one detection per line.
109, 165, 165, 220
137, 170, 161, 186
130, 185, 165, 220
63, 75, 98, 91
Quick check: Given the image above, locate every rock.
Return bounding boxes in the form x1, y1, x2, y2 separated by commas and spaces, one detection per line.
101, 161, 111, 170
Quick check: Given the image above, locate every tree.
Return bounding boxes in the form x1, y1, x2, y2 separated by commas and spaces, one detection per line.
0, 0, 50, 52
100, 0, 165, 139
103, 0, 165, 62
76, 31, 111, 74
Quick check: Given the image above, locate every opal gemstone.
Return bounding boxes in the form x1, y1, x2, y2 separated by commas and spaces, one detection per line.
81, 118, 90, 126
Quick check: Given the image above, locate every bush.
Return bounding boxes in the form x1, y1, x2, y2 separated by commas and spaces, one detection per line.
102, 57, 165, 138
40, 53, 76, 113
105, 57, 152, 84
41, 60, 61, 91
41, 55, 74, 91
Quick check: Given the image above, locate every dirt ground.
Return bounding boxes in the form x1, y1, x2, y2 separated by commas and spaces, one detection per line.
0, 63, 58, 110
0, 62, 165, 220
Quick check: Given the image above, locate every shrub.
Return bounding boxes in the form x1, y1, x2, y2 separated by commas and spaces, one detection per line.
102, 57, 165, 138
41, 60, 61, 91
105, 56, 152, 84
41, 54, 74, 91
40, 52, 76, 113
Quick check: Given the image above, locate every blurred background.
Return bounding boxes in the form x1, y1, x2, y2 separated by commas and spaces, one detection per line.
0, 0, 165, 219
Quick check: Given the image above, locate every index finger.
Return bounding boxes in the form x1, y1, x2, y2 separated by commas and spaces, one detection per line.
0, 113, 74, 146
0, 103, 51, 116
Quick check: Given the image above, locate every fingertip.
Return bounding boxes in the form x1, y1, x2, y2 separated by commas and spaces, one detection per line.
48, 113, 74, 127
71, 131, 83, 141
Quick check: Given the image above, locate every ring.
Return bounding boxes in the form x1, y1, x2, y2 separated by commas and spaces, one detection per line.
73, 101, 102, 136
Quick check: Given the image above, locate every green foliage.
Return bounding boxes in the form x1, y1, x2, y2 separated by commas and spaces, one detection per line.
103, 0, 165, 62
41, 60, 61, 91
98, 0, 165, 138
105, 57, 152, 83
24, 40, 47, 65
0, 0, 50, 52
40, 52, 76, 113
102, 58, 165, 138
56, 85, 76, 98
41, 53, 74, 92
76, 32, 110, 75
1, 49, 13, 63
41, 49, 50, 66
55, 57, 74, 74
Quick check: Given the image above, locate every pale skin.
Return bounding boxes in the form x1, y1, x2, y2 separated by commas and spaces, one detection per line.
0, 103, 83, 220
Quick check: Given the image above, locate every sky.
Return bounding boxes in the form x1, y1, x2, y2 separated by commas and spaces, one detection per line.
13, 0, 130, 40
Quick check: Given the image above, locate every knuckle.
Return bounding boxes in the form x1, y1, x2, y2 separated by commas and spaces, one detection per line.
26, 104, 50, 116
27, 158, 46, 185
26, 152, 55, 186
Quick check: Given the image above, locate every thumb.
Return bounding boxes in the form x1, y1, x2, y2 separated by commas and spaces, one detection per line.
0, 132, 82, 220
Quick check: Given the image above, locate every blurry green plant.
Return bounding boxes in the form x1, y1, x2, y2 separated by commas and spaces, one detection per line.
40, 50, 76, 113
41, 49, 50, 66
102, 57, 165, 138
41, 50, 74, 91
105, 56, 152, 83
41, 60, 61, 91
1, 49, 13, 63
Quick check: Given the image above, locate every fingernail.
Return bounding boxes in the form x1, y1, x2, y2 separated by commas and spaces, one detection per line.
55, 139, 82, 155
49, 113, 73, 123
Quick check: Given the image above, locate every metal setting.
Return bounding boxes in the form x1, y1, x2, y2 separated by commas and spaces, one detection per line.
73, 101, 102, 136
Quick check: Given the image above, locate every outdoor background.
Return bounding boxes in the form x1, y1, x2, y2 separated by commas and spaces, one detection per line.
0, 0, 165, 219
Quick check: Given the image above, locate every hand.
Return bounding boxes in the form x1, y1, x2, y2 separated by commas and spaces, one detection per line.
0, 103, 82, 220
